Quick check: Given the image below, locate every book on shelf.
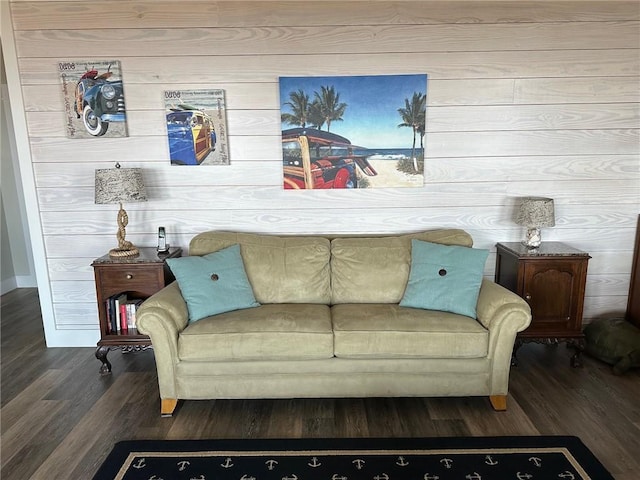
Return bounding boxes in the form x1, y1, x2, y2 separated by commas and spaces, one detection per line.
105, 295, 119, 334
119, 302, 128, 333
114, 293, 128, 333
126, 299, 144, 329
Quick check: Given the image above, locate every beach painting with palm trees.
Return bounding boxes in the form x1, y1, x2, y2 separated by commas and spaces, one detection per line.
279, 74, 427, 189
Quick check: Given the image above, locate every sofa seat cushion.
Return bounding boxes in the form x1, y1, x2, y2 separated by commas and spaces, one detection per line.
332, 304, 489, 359
178, 304, 333, 361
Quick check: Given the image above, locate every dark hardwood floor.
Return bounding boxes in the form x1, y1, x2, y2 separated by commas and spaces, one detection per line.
2, 288, 639, 479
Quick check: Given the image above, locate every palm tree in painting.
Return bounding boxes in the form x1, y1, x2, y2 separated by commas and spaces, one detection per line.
313, 85, 347, 132
307, 100, 325, 130
281, 89, 311, 127
418, 113, 426, 151
398, 92, 426, 172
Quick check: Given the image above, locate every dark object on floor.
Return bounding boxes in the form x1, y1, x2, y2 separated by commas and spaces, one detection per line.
584, 317, 640, 374
93, 436, 613, 480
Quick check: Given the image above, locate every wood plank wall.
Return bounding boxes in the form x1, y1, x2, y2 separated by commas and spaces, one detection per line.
7, 0, 640, 345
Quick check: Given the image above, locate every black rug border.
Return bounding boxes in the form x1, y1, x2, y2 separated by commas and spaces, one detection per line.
93, 436, 613, 480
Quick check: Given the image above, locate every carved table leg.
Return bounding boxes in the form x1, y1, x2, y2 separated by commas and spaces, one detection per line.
511, 339, 524, 367
95, 346, 112, 375
568, 338, 586, 368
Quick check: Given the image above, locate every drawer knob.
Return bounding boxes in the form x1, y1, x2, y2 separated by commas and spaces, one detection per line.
126, 274, 133, 280
525, 293, 532, 300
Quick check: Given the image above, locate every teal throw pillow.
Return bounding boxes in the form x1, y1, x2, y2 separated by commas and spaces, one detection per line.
166, 244, 259, 323
400, 239, 489, 318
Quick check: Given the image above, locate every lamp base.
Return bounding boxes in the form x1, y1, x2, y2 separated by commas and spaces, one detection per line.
522, 227, 542, 249
108, 203, 139, 258
108, 246, 140, 258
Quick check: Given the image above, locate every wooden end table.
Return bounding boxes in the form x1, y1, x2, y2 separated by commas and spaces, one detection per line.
495, 242, 590, 367
92, 246, 182, 374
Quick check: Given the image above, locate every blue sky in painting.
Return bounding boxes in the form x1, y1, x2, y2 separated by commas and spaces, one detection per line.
279, 74, 427, 149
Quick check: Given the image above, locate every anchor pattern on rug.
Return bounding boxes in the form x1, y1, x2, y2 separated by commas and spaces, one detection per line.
115, 449, 589, 480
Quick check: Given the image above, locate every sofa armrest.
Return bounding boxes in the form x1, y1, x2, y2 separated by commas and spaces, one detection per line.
476, 279, 532, 393
476, 279, 531, 333
136, 282, 189, 400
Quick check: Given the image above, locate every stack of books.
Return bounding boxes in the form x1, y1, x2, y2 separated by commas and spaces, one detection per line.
105, 294, 144, 334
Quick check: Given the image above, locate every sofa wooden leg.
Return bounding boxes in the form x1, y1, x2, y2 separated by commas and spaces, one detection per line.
161, 398, 178, 417
490, 395, 507, 411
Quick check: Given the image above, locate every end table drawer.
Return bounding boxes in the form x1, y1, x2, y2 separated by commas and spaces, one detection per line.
98, 267, 161, 289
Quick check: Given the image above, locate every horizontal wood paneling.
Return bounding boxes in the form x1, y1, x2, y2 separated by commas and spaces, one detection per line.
49, 208, 528, 238
35, 181, 640, 211
11, 1, 640, 29
7, 0, 639, 344
38, 204, 639, 232
14, 22, 639, 57
51, 302, 97, 328
18, 50, 640, 82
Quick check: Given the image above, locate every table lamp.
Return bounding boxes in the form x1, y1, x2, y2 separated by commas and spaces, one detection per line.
515, 197, 555, 249
95, 162, 147, 258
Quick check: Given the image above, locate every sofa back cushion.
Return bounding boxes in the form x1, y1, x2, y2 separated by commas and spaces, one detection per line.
330, 229, 473, 304
189, 232, 331, 304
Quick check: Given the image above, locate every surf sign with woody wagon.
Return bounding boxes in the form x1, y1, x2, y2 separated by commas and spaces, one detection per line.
279, 74, 427, 188
164, 89, 229, 166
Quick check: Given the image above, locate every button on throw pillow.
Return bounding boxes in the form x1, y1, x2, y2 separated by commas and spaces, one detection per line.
400, 239, 489, 318
166, 244, 260, 323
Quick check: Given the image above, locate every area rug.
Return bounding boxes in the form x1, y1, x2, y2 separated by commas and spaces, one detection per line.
93, 436, 613, 480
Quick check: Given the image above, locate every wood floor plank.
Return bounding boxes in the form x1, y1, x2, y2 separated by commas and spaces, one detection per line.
266, 399, 305, 438
28, 373, 141, 480
0, 369, 67, 434
2, 288, 639, 479
334, 398, 370, 437
0, 400, 67, 470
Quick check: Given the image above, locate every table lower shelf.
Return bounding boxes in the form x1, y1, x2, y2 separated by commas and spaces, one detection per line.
512, 334, 586, 368
96, 335, 152, 375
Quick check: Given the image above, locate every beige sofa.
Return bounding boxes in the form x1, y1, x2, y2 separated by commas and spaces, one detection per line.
137, 229, 531, 416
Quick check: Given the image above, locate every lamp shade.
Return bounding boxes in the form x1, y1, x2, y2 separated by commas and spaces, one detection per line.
515, 197, 555, 227
95, 165, 147, 204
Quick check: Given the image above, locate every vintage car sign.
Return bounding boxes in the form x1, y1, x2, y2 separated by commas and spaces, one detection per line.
164, 90, 229, 166
59, 60, 128, 138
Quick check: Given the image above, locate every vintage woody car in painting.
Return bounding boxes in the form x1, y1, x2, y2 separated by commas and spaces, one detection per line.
166, 106, 217, 165
282, 128, 377, 189
73, 66, 126, 136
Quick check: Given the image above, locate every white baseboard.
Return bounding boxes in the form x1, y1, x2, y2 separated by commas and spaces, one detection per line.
1, 274, 37, 295
16, 274, 37, 288
1, 278, 18, 295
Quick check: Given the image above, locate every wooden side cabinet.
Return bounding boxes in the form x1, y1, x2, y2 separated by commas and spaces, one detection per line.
495, 242, 590, 367
92, 247, 181, 374
626, 215, 640, 328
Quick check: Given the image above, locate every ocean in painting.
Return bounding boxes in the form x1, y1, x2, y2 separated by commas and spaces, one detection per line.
354, 148, 424, 160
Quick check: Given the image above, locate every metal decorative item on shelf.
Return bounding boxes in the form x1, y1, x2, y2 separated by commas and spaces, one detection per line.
515, 197, 555, 249
95, 162, 147, 257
